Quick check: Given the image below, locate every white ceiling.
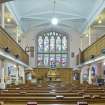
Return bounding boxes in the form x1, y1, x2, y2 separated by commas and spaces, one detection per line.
5, 0, 105, 33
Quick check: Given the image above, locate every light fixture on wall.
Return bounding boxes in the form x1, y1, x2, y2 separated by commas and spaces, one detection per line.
15, 54, 19, 59
7, 17, 11, 23
85, 34, 89, 37
51, 0, 58, 25
6, 14, 11, 23
14, 64, 17, 68
98, 16, 102, 24
4, 47, 10, 53
98, 20, 102, 24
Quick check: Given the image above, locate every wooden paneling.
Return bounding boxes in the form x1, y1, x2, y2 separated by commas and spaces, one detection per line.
0, 27, 29, 64
26, 68, 72, 84
83, 44, 97, 61
81, 35, 105, 62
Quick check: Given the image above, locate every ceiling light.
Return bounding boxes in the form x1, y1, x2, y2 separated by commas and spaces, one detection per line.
51, 0, 58, 25
51, 17, 58, 25
98, 20, 102, 24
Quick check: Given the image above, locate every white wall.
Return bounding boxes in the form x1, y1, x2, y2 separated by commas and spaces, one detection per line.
20, 30, 38, 67
69, 31, 81, 67
81, 27, 105, 51
20, 29, 81, 68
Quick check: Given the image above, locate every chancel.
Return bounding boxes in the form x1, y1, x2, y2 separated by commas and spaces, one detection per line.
1, 0, 105, 105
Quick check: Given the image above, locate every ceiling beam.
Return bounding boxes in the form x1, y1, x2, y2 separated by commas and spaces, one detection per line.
5, 2, 24, 31
23, 11, 51, 17
23, 11, 85, 19
61, 18, 86, 21
0, 0, 13, 3
30, 21, 77, 31
6, 2, 20, 25
57, 0, 83, 17
0, 23, 16, 26
21, 17, 86, 22
21, 17, 49, 21
30, 21, 50, 28
58, 23, 79, 32
93, 25, 105, 28
59, 23, 74, 28
80, 0, 105, 32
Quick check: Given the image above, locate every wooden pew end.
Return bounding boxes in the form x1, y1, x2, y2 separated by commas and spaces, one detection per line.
83, 95, 91, 99
92, 95, 101, 98
77, 101, 88, 105
0, 101, 4, 105
19, 91, 27, 94
56, 95, 64, 99
27, 102, 37, 105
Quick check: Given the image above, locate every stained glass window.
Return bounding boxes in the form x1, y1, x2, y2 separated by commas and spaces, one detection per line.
44, 54, 49, 66
37, 31, 68, 67
38, 54, 43, 66
56, 54, 61, 67
62, 54, 67, 67
44, 36, 49, 53
50, 36, 55, 52
50, 54, 55, 66
56, 36, 61, 53
62, 36, 67, 52
38, 36, 43, 53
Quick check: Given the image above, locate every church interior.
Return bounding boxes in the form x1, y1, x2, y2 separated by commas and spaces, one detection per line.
1, 0, 105, 105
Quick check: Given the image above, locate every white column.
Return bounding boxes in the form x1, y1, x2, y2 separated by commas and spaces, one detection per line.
80, 36, 83, 50
15, 65, 19, 85
16, 26, 22, 44
1, 4, 5, 28
16, 26, 19, 43
88, 25, 91, 46
80, 70, 83, 84
1, 65, 5, 83
23, 69, 25, 84
88, 66, 92, 84
0, 60, 6, 89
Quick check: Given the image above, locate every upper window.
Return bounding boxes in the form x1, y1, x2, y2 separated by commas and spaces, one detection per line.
37, 31, 68, 68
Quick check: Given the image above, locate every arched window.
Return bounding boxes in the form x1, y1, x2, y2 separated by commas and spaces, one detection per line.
37, 31, 68, 68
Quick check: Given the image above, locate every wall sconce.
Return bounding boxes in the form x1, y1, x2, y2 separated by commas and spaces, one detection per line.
15, 54, 19, 59
98, 16, 102, 24
4, 47, 10, 53
90, 55, 95, 59
98, 19, 102, 24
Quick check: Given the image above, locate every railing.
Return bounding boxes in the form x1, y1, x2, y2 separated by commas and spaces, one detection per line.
76, 34, 105, 64
0, 26, 29, 64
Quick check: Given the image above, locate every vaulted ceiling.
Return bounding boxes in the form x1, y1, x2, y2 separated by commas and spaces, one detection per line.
5, 0, 105, 33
